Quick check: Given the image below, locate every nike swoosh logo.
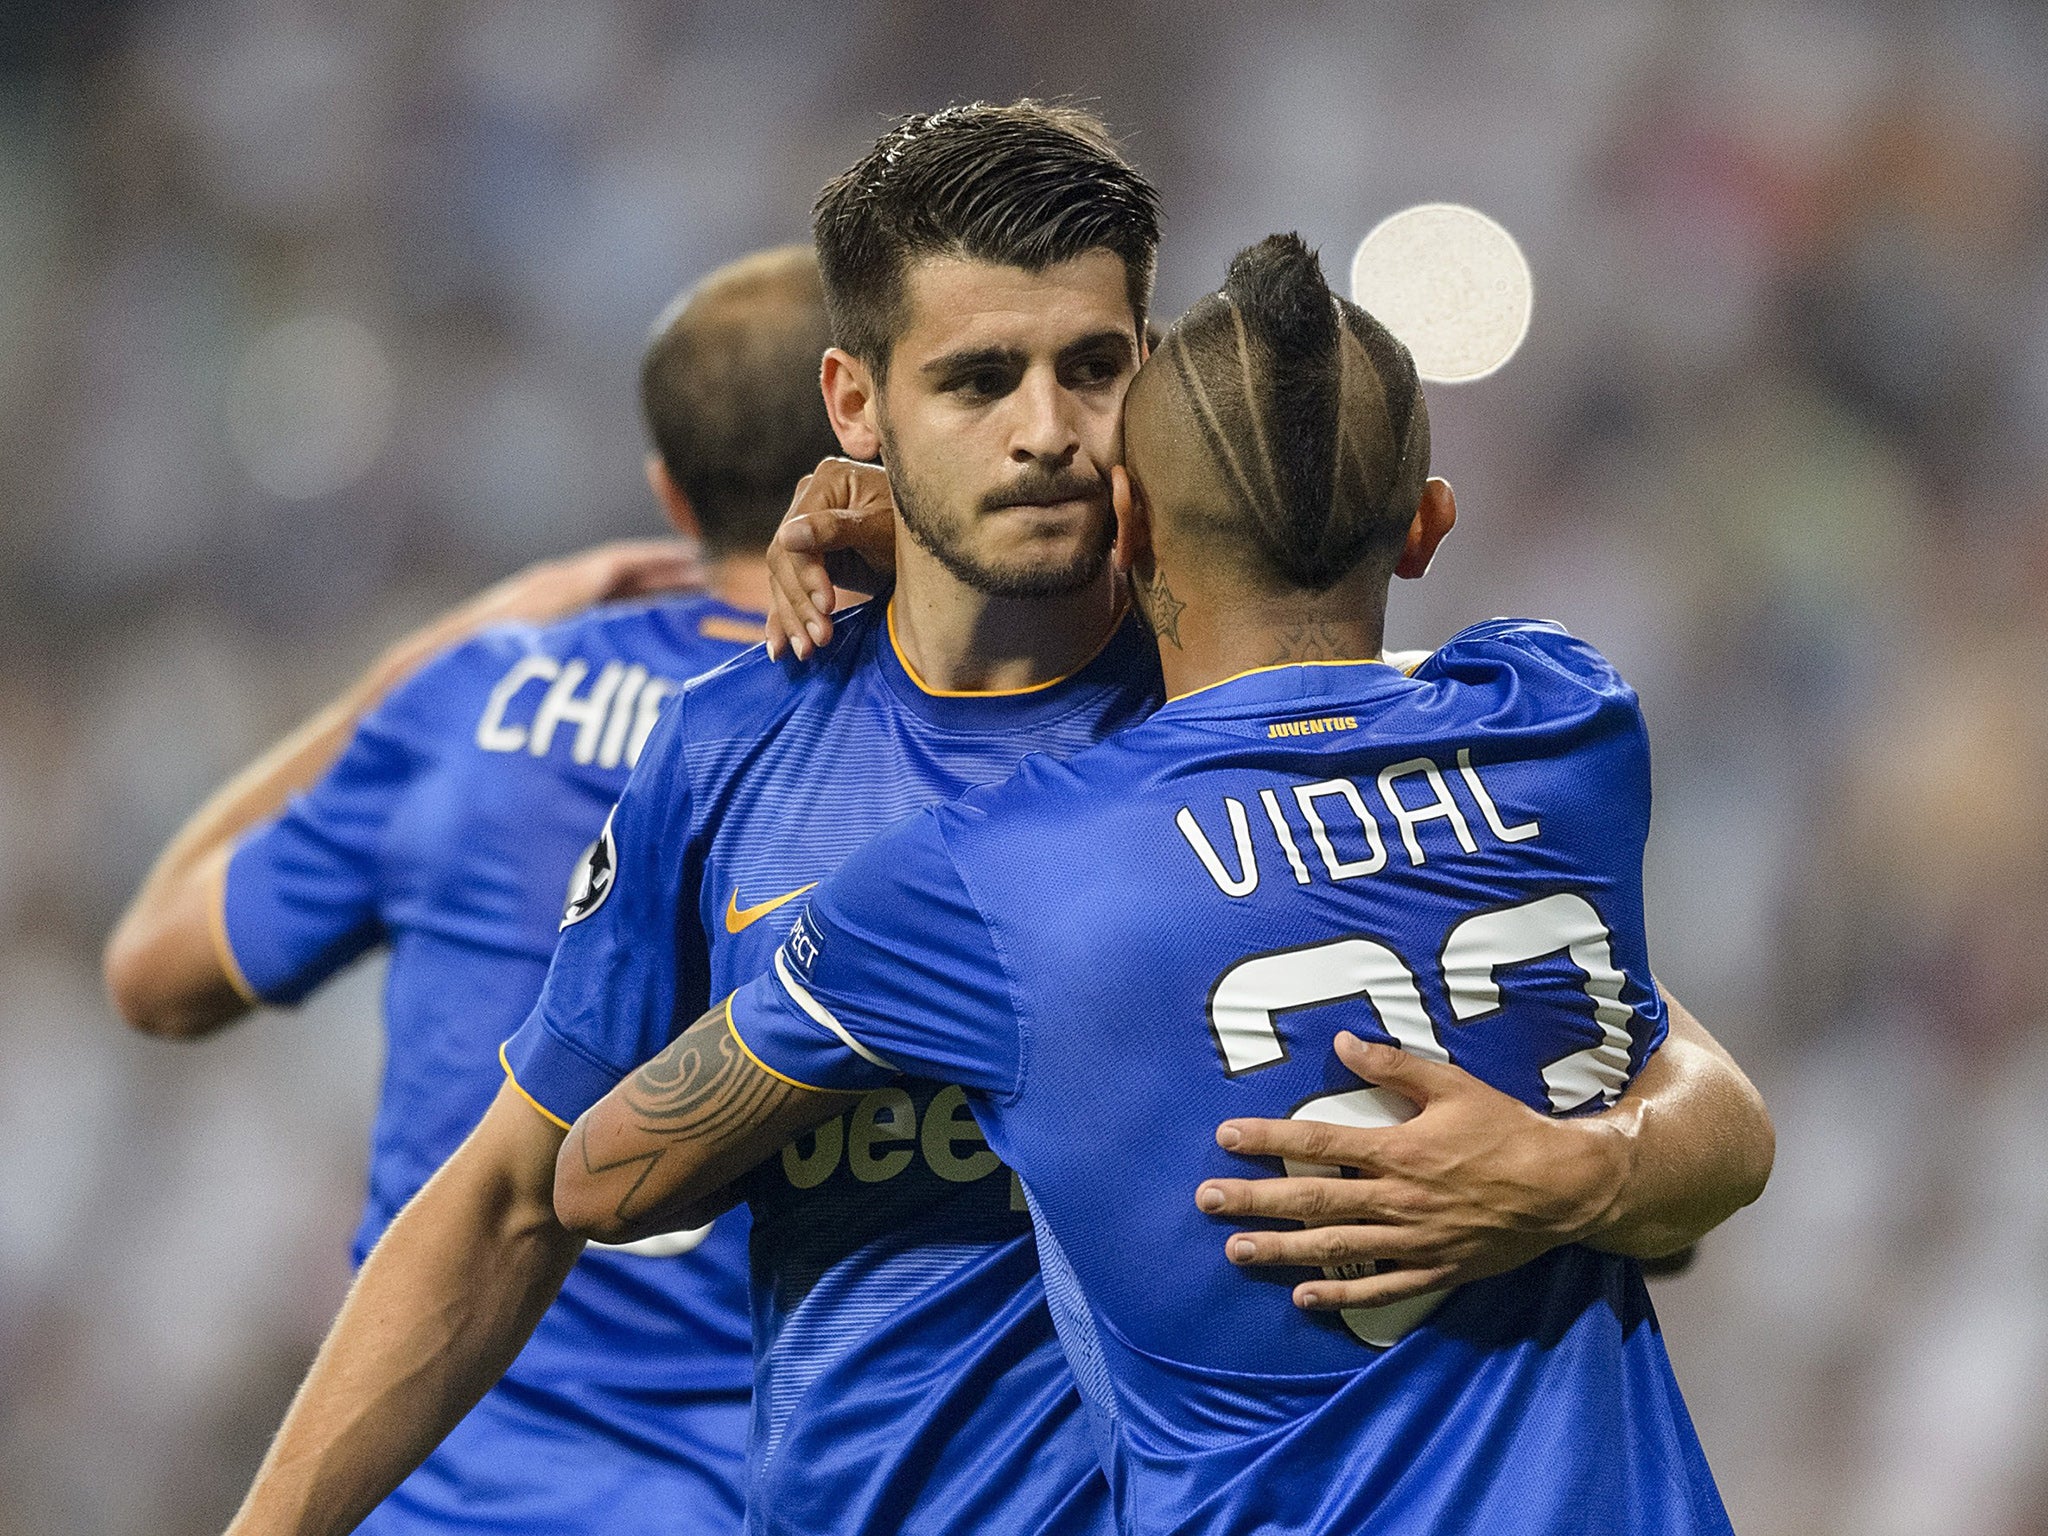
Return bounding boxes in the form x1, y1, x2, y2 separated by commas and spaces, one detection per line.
725, 882, 818, 934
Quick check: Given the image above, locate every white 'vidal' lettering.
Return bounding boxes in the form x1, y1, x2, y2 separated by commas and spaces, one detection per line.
1178, 751, 1541, 897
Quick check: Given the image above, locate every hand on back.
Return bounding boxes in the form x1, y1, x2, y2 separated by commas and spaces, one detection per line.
1197, 1033, 1629, 1310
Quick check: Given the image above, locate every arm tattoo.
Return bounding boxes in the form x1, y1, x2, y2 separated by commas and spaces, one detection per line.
571, 1016, 802, 1228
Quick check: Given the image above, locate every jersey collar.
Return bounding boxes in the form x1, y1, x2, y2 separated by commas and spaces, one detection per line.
873, 599, 1156, 730
1153, 656, 1416, 720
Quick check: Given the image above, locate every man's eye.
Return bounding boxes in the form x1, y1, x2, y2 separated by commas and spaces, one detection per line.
951, 370, 1009, 399
1065, 354, 1123, 387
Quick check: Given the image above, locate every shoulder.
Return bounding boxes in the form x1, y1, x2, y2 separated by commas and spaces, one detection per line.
531, 594, 732, 669
931, 745, 1106, 862
364, 624, 546, 742
1418, 619, 1639, 710
674, 597, 885, 745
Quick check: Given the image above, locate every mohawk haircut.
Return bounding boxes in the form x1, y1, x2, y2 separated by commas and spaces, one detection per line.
640, 246, 839, 555
813, 101, 1162, 375
1161, 233, 1430, 591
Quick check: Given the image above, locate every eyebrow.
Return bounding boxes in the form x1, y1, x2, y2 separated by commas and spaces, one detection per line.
1058, 329, 1138, 367
921, 345, 1027, 380
919, 329, 1138, 381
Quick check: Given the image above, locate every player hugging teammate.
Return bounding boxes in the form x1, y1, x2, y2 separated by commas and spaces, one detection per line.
117, 100, 1771, 1536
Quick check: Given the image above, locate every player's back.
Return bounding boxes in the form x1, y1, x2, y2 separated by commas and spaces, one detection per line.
755, 620, 1730, 1536
223, 592, 763, 1530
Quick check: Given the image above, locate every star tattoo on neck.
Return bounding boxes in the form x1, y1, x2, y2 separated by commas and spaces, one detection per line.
1145, 567, 1185, 648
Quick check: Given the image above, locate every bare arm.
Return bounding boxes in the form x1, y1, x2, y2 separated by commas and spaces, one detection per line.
556, 1004, 853, 1243
1196, 988, 1772, 1310
224, 1084, 584, 1536
103, 542, 705, 1038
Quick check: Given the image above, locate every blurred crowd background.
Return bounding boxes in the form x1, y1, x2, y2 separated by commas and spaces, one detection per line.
3, 1, 2046, 1531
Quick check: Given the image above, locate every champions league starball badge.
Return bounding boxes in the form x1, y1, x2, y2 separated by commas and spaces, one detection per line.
561, 812, 618, 928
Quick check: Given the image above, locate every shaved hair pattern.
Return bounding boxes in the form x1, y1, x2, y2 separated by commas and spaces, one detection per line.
1162, 233, 1429, 591
640, 246, 841, 555
813, 100, 1163, 376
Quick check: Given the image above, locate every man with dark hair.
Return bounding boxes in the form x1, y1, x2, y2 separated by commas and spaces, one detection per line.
109, 246, 838, 1536
560, 234, 1740, 1534
811, 102, 1161, 382
212, 104, 1764, 1536
508, 99, 1162, 1536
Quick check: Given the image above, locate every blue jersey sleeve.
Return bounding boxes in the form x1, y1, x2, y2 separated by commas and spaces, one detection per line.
500, 692, 704, 1127
1418, 619, 1639, 721
218, 654, 449, 1004
727, 807, 1021, 1098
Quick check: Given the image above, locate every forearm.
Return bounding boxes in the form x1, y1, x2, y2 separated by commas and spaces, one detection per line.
138, 625, 462, 911
556, 1008, 849, 1242
102, 629, 459, 1037
228, 1095, 582, 1536
1578, 991, 1773, 1258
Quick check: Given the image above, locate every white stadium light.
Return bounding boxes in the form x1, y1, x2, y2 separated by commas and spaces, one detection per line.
1349, 203, 1533, 384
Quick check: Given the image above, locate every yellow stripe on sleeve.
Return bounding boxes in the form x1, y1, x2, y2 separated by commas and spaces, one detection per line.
498, 1041, 574, 1131
724, 999, 834, 1094
209, 868, 263, 1008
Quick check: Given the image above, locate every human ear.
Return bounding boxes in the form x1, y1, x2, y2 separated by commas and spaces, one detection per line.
644, 456, 701, 540
821, 349, 883, 461
1111, 465, 1153, 577
1395, 477, 1456, 581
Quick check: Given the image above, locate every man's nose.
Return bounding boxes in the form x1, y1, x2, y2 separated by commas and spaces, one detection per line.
1008, 371, 1081, 466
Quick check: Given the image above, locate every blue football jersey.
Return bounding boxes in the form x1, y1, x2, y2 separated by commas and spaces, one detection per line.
503, 598, 1161, 1536
223, 593, 765, 1535
730, 621, 1733, 1536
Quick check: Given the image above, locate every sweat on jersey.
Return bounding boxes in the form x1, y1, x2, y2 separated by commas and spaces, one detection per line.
729, 621, 1734, 1536
222, 594, 762, 1536
503, 598, 1161, 1536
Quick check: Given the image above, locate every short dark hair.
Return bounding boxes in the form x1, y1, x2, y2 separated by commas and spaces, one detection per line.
813, 100, 1163, 375
640, 246, 839, 555
1160, 233, 1429, 590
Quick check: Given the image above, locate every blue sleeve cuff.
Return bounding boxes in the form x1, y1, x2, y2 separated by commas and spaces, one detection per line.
727, 969, 898, 1095
500, 1009, 634, 1128
221, 830, 378, 1006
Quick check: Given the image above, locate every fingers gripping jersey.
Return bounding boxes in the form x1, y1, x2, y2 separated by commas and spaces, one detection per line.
731, 621, 1734, 1536
221, 595, 764, 1535
504, 600, 1161, 1536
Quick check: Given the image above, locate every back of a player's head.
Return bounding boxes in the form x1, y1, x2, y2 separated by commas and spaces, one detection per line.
1137, 233, 1430, 592
812, 100, 1163, 377
640, 245, 839, 555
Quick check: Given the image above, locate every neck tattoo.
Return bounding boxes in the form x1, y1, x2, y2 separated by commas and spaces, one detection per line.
1144, 568, 1186, 648
1262, 619, 1351, 665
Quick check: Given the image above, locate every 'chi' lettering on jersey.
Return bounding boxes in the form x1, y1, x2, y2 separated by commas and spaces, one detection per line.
221, 594, 763, 1536
730, 620, 1734, 1536
502, 598, 1160, 1536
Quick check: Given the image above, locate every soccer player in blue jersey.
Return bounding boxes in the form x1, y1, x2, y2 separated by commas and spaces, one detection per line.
560, 234, 1741, 1534
103, 245, 839, 1536
212, 103, 1765, 1536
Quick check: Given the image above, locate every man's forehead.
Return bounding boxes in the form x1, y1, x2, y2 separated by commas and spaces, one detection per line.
895, 250, 1135, 358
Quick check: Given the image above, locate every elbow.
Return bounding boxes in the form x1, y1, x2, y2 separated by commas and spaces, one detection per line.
552, 1119, 720, 1245
101, 921, 240, 1040
1736, 1089, 1776, 1213
102, 925, 178, 1037
550, 1135, 631, 1244
551, 1184, 622, 1244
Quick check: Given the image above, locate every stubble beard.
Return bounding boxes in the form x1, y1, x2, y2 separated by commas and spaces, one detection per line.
880, 422, 1114, 601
